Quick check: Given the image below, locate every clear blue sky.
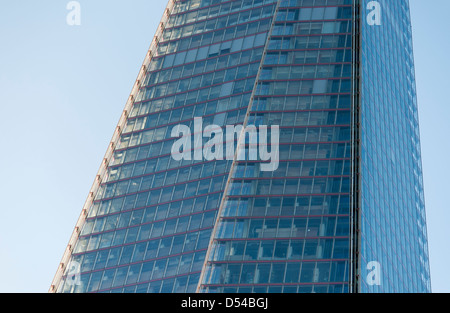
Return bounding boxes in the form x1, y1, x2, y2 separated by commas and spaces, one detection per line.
0, 1, 448, 293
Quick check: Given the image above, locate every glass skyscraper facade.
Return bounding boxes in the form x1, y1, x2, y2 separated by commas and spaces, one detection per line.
50, 0, 431, 293
358, 0, 430, 293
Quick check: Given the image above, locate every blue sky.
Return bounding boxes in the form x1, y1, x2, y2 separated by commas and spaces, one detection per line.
0, 1, 448, 293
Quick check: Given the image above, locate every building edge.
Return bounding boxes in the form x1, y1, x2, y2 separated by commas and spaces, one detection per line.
48, 0, 174, 293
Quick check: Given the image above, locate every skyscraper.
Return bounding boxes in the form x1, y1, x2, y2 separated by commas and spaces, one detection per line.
50, 0, 431, 293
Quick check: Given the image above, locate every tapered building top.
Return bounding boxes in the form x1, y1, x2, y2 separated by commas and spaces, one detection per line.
51, 0, 430, 293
